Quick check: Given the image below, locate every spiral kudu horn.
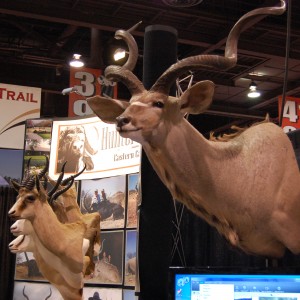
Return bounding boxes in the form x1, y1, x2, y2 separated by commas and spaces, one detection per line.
104, 21, 145, 97
148, 0, 286, 95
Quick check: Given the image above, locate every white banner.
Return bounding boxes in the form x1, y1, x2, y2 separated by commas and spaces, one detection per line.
49, 116, 141, 180
0, 83, 41, 149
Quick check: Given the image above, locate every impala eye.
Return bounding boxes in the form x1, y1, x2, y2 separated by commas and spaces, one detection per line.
26, 195, 35, 202
153, 101, 164, 108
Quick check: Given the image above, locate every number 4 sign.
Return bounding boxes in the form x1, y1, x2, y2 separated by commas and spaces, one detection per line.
278, 96, 300, 133
68, 67, 117, 117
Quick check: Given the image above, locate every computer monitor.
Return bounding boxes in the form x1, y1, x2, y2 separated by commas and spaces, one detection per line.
171, 267, 300, 300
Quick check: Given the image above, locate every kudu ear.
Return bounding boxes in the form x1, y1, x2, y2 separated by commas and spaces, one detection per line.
87, 95, 130, 123
179, 80, 215, 115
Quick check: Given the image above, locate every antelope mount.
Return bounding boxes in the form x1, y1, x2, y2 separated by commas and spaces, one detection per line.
87, 0, 300, 258
8, 160, 100, 300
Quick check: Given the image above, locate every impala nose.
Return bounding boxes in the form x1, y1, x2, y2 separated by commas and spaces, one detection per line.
116, 116, 131, 128
8, 210, 16, 218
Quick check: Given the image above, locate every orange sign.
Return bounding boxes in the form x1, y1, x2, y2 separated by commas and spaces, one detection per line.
278, 96, 300, 133
68, 67, 117, 117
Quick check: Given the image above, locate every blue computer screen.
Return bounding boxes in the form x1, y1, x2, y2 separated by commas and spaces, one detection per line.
175, 273, 300, 300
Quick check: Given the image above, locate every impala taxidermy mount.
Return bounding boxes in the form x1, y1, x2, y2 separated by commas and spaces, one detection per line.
88, 0, 300, 258
8, 159, 92, 300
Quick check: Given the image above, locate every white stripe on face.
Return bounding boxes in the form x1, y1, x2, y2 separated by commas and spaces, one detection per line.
130, 101, 149, 107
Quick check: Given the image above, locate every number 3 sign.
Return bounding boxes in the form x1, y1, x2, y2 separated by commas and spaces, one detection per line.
279, 96, 300, 133
68, 67, 117, 117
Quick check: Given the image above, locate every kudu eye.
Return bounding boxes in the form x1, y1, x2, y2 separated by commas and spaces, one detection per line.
153, 101, 164, 108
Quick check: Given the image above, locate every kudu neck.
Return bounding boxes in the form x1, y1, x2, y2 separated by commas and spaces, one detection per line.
143, 118, 211, 183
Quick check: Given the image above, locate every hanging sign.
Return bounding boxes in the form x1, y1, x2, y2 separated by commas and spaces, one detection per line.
68, 67, 117, 117
0, 83, 41, 149
278, 96, 300, 133
49, 116, 141, 180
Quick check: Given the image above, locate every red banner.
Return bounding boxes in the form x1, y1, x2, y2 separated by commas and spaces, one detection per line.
68, 67, 117, 117
278, 96, 300, 133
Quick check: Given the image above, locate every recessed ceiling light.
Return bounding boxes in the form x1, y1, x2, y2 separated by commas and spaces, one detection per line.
248, 71, 264, 77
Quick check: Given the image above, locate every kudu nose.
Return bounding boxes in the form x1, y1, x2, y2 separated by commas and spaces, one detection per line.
116, 116, 131, 128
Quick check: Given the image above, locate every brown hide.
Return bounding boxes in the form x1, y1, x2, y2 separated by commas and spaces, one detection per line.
49, 180, 101, 275
8, 186, 87, 298
86, 1, 300, 257
33, 250, 83, 300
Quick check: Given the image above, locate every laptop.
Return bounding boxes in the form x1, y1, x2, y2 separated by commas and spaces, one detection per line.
171, 267, 300, 300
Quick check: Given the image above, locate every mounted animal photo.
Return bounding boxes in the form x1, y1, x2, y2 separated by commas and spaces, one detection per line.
80, 175, 126, 229
14, 251, 45, 281
126, 173, 139, 228
82, 287, 122, 300
124, 230, 137, 287
84, 230, 124, 285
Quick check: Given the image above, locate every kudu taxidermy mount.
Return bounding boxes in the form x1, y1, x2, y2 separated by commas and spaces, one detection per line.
87, 0, 300, 258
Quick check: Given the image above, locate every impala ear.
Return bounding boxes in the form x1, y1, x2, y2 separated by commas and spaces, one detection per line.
87, 96, 130, 123
179, 80, 215, 115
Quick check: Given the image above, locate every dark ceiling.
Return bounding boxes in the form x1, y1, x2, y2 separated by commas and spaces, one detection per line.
1, 0, 300, 134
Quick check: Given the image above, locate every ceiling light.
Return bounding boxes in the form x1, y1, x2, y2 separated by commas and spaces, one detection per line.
114, 48, 128, 61
69, 54, 84, 68
248, 71, 264, 77
247, 81, 261, 98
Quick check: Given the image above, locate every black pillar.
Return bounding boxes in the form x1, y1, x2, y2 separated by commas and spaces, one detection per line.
138, 25, 178, 300
0, 187, 17, 300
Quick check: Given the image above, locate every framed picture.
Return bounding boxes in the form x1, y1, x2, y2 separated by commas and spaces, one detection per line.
23, 118, 52, 178
126, 173, 139, 228
85, 230, 124, 285
14, 252, 45, 281
80, 175, 126, 229
124, 230, 137, 287
24, 119, 52, 153
0, 148, 23, 185
83, 287, 122, 300
23, 154, 49, 178
123, 289, 138, 300
13, 281, 60, 300
49, 116, 141, 180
